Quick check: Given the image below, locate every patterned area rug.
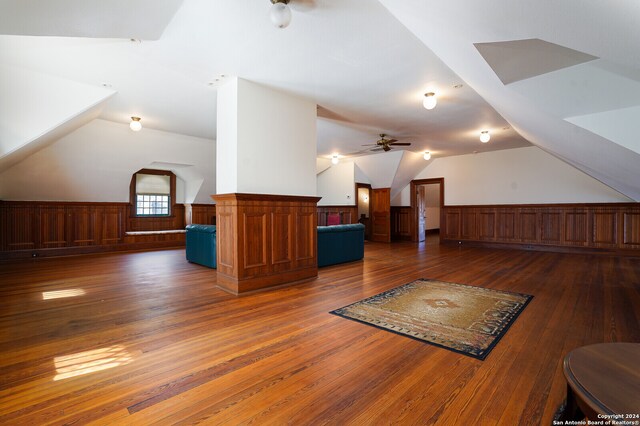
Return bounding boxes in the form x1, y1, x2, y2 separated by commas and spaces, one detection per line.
331, 279, 532, 360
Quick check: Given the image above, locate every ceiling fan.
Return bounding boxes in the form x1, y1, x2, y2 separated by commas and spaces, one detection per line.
362, 134, 412, 152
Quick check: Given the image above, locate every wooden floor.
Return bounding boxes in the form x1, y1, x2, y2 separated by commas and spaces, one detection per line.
1, 239, 639, 425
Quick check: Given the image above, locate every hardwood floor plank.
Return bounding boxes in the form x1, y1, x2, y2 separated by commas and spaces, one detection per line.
1, 240, 638, 425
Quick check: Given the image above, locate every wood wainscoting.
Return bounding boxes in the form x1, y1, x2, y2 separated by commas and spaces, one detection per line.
0, 200, 215, 260
441, 203, 640, 254
316, 206, 357, 226
212, 193, 321, 294
391, 206, 412, 241
191, 204, 217, 225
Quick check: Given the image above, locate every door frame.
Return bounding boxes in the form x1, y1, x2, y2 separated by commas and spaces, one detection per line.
355, 182, 372, 220
410, 178, 444, 242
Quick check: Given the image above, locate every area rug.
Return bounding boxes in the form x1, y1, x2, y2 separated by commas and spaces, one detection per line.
330, 278, 532, 360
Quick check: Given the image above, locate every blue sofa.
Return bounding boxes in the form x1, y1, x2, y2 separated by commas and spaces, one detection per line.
186, 224, 216, 268
317, 223, 365, 267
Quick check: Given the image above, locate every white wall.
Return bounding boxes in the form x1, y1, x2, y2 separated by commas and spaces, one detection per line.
0, 65, 114, 159
425, 183, 440, 230
0, 119, 216, 203
392, 186, 411, 206
317, 161, 355, 206
413, 146, 631, 205
217, 78, 317, 196
357, 187, 370, 218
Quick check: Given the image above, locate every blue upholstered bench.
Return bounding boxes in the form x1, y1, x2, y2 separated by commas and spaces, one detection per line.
317, 223, 365, 267
185, 224, 216, 268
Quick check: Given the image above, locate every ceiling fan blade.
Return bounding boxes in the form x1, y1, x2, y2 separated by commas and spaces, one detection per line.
383, 146, 391, 152
361, 143, 377, 146
370, 147, 385, 152
388, 142, 411, 146
385, 139, 398, 143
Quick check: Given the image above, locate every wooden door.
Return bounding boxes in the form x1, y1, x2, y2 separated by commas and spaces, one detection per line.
417, 185, 426, 242
371, 188, 391, 242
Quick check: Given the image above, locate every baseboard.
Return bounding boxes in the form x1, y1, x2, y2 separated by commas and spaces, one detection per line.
0, 241, 186, 261
441, 239, 640, 257
216, 266, 318, 295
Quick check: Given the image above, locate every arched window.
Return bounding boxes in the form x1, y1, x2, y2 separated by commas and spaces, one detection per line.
129, 169, 176, 217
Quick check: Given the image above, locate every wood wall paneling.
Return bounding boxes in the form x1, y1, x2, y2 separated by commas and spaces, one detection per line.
496, 212, 515, 240
623, 212, 640, 246
564, 211, 588, 245
3, 205, 37, 251
441, 203, 640, 254
479, 212, 496, 240
316, 206, 357, 226
191, 204, 217, 225
391, 207, 411, 241
541, 212, 562, 243
519, 211, 538, 242
271, 212, 292, 266
296, 211, 315, 263
101, 207, 123, 245
444, 211, 460, 240
217, 211, 236, 273
69, 206, 97, 246
243, 212, 268, 270
212, 193, 321, 294
0, 201, 187, 260
461, 211, 477, 240
592, 211, 617, 246
40, 206, 66, 248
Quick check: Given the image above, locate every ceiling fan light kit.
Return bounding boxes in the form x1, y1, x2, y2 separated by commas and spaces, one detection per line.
270, 0, 292, 29
129, 116, 142, 132
480, 130, 490, 143
423, 92, 437, 110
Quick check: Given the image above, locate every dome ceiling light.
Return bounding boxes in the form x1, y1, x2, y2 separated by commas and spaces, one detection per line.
423, 151, 431, 160
130, 116, 142, 132
423, 92, 437, 110
270, 0, 292, 29
480, 130, 490, 143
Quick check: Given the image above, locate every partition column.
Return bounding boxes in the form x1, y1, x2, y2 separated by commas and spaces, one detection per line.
212, 78, 320, 294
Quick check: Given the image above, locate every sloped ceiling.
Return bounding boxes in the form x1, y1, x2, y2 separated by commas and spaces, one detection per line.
379, 0, 640, 201
0, 65, 115, 171
0, 0, 529, 166
0, 0, 184, 39
475, 39, 597, 85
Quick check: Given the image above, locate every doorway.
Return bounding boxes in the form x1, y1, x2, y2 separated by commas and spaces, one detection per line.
410, 178, 444, 243
356, 183, 372, 240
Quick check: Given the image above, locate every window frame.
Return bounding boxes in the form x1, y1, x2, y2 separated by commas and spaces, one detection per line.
129, 169, 177, 218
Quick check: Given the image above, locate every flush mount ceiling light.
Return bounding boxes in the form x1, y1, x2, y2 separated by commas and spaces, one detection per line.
423, 151, 431, 160
130, 117, 142, 132
270, 0, 292, 29
331, 155, 339, 165
480, 130, 490, 143
423, 92, 437, 110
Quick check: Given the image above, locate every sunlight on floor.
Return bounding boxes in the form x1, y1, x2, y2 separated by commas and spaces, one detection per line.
42, 288, 86, 300
53, 345, 133, 381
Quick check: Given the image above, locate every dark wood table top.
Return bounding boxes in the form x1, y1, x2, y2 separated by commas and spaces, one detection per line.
564, 343, 640, 416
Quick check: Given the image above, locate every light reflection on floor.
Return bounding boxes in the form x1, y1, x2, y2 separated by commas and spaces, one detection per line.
42, 289, 86, 300
53, 345, 133, 381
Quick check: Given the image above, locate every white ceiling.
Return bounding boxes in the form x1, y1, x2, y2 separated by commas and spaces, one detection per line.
379, 0, 640, 200
0, 0, 529, 163
1, 0, 638, 199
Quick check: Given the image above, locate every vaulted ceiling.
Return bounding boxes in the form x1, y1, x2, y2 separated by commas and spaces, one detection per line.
0, 0, 638, 200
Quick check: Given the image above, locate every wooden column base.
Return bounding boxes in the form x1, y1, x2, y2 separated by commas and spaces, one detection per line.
212, 193, 321, 294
